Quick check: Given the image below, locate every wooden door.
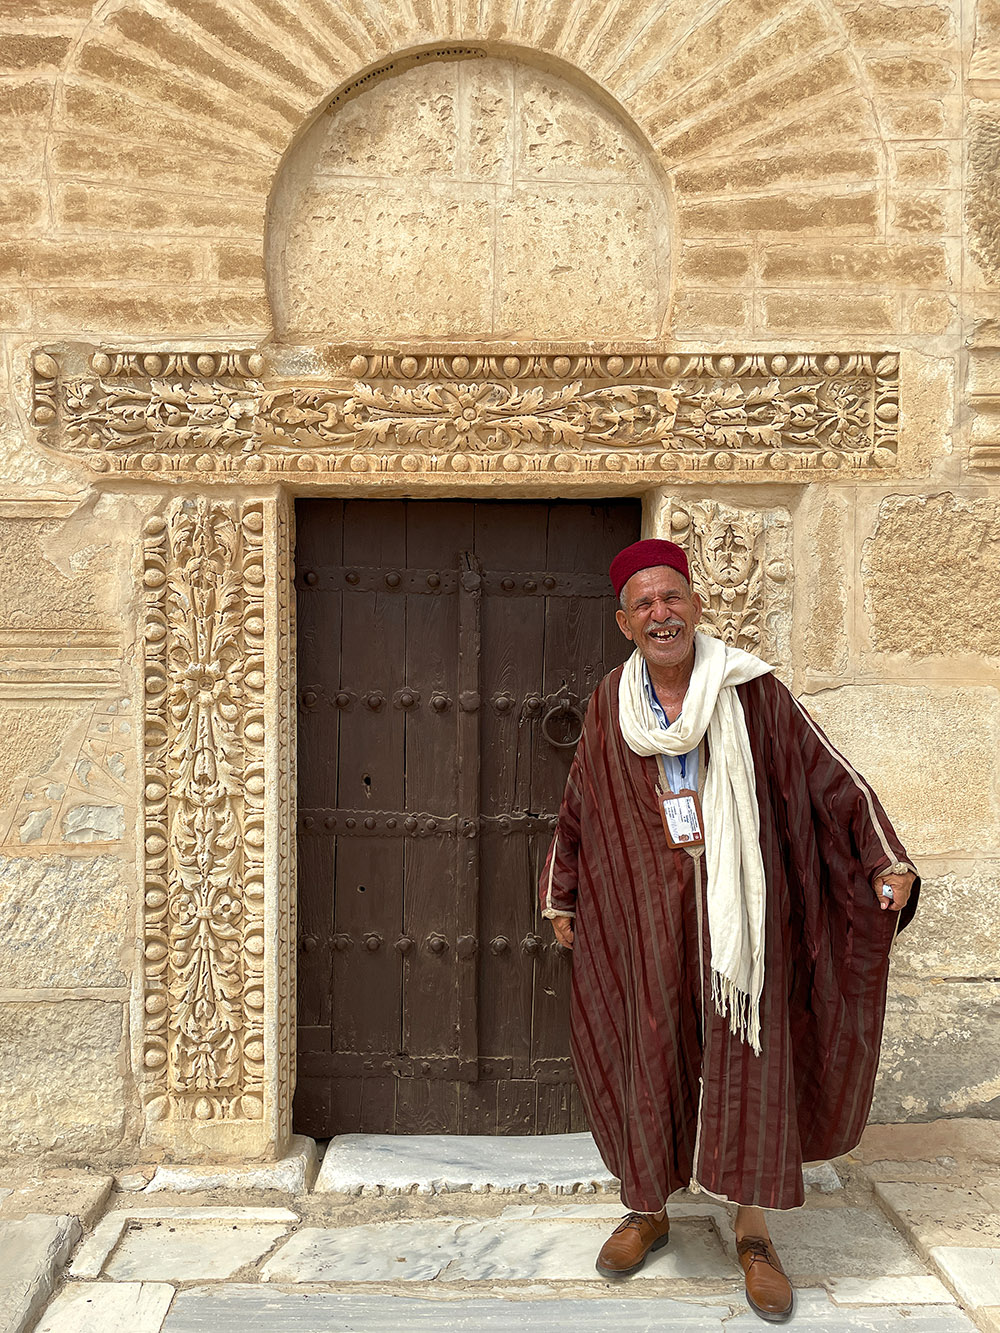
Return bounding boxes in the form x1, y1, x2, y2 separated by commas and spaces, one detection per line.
294, 499, 640, 1136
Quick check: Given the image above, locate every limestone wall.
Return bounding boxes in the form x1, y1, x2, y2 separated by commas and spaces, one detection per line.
0, 0, 997, 1165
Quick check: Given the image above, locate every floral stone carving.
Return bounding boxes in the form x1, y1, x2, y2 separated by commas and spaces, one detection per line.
142, 498, 267, 1127
660, 498, 791, 665
32, 347, 900, 478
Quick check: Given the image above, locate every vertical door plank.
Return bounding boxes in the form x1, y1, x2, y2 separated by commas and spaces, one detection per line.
459, 1080, 498, 1134
496, 1079, 537, 1134
295, 500, 342, 1037
475, 503, 547, 1080
401, 504, 474, 1089
332, 504, 407, 1092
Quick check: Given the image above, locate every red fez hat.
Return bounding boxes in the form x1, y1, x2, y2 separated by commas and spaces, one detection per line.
609, 539, 690, 599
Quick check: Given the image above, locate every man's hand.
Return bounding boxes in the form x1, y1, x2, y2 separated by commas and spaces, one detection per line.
551, 914, 575, 949
873, 870, 915, 913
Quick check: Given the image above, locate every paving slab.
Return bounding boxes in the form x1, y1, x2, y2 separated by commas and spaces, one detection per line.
70, 1207, 298, 1277
35, 1281, 174, 1333
262, 1214, 735, 1284
930, 1246, 1000, 1308
145, 1136, 318, 1194
0, 1172, 113, 1228
161, 1286, 978, 1332
104, 1218, 292, 1282
765, 1205, 924, 1278
314, 1132, 617, 1195
828, 1275, 955, 1305
0, 1214, 81, 1333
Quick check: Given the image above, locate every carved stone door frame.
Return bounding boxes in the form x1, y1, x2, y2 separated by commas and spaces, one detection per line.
31, 341, 898, 1160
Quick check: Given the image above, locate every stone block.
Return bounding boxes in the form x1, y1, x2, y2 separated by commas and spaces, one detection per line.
892, 191, 957, 237
0, 1214, 80, 1333
760, 243, 948, 286
761, 291, 897, 333
676, 243, 753, 286
931, 1246, 1000, 1307
905, 293, 957, 335
0, 239, 200, 285
675, 147, 880, 199
495, 184, 664, 339
764, 1205, 923, 1278
681, 190, 879, 237
35, 1282, 174, 1333
0, 1170, 113, 1228
828, 1275, 953, 1305
516, 66, 648, 182
213, 242, 265, 284
862, 495, 1000, 661
0, 854, 128, 987
875, 1181, 1000, 1251
71, 1207, 298, 1279
261, 1215, 734, 1283
893, 146, 956, 188
841, 4, 955, 47
0, 34, 72, 73
309, 60, 459, 179
30, 290, 269, 336
864, 55, 957, 92
56, 183, 261, 236
464, 59, 513, 182
797, 489, 850, 679
891, 861, 1000, 979
671, 290, 751, 334
144, 1134, 318, 1193
968, 110, 1000, 285
801, 685, 1000, 856
104, 1218, 292, 1282
874, 981, 1000, 1120
48, 134, 274, 196
0, 183, 45, 227
278, 180, 496, 339
0, 1001, 125, 1155
879, 98, 951, 139
0, 701, 93, 838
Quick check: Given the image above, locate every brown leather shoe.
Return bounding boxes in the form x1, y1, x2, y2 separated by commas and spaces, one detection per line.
737, 1235, 794, 1323
595, 1211, 670, 1278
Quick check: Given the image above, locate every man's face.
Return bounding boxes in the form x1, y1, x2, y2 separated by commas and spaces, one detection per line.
615, 565, 702, 673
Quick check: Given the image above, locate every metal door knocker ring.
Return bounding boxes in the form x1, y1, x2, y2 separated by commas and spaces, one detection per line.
541, 698, 585, 749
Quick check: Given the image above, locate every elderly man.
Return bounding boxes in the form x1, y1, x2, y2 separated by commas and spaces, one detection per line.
540, 539, 917, 1324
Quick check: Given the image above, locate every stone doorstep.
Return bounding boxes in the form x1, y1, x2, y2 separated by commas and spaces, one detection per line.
69, 1207, 299, 1279
312, 1131, 841, 1197
0, 1214, 81, 1333
142, 1135, 318, 1194
34, 1282, 175, 1333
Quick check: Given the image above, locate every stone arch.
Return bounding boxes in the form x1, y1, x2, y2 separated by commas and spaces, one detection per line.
265, 47, 675, 341
50, 0, 890, 340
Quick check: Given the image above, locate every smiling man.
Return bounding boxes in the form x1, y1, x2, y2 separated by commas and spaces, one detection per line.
540, 538, 919, 1324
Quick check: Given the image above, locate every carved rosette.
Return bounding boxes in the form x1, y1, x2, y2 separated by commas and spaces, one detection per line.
142, 499, 267, 1127
661, 498, 791, 664
32, 347, 900, 479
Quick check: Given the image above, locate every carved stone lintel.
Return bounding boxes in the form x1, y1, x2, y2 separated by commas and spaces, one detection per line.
32, 346, 900, 479
658, 497, 791, 665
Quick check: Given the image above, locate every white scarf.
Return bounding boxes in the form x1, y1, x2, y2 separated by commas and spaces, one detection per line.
617, 632, 773, 1054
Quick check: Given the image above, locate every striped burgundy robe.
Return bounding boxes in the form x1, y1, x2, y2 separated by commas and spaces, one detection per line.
540, 666, 919, 1212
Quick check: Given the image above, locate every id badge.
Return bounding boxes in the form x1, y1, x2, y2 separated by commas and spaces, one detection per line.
657, 787, 705, 849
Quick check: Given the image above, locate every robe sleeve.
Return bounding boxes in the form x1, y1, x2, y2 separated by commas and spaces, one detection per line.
538, 745, 585, 920
775, 676, 921, 929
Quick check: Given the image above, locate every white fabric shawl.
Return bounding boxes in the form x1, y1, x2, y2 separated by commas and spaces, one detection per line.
618, 632, 773, 1054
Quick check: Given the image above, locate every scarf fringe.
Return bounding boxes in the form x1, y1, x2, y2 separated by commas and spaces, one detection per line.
711, 968, 762, 1056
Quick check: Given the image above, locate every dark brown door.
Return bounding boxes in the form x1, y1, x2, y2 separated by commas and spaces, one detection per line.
294, 499, 640, 1136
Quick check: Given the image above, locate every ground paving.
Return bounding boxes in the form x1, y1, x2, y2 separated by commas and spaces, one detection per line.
8, 1122, 1000, 1333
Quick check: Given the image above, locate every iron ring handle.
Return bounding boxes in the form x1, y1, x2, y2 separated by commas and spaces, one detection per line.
541, 699, 585, 749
